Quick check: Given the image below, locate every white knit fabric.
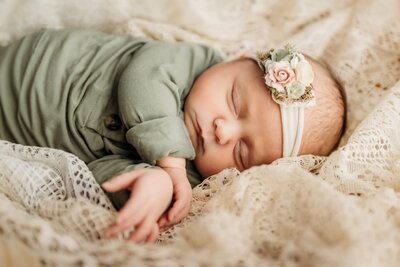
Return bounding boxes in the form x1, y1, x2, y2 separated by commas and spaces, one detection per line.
1, 0, 400, 266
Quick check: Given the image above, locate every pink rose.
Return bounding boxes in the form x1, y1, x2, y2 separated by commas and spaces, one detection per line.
264, 61, 295, 92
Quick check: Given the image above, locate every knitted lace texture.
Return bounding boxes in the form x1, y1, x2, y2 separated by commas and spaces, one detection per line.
1, 0, 400, 266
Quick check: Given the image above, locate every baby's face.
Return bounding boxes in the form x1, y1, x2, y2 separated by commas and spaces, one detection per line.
184, 57, 283, 177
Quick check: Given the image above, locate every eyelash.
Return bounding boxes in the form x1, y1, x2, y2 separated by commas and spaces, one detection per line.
232, 86, 240, 117
237, 141, 245, 168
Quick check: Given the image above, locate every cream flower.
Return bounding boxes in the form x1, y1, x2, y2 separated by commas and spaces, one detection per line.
264, 61, 295, 92
295, 59, 314, 86
257, 45, 316, 106
286, 81, 306, 99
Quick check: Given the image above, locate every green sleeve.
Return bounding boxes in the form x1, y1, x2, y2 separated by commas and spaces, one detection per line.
118, 41, 222, 165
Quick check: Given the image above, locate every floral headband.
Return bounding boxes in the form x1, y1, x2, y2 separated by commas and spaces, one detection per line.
253, 45, 316, 157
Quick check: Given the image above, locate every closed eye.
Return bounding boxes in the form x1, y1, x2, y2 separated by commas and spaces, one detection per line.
234, 140, 249, 170
231, 85, 240, 117
239, 140, 249, 169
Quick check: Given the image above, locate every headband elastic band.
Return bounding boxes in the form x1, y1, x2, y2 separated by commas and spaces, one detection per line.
280, 106, 304, 157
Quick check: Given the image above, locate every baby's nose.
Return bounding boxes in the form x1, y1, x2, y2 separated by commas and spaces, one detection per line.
214, 118, 239, 145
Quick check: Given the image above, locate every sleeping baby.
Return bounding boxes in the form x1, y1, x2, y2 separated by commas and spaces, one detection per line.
0, 29, 346, 243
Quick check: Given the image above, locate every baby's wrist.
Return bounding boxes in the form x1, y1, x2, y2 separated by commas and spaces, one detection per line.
156, 156, 186, 170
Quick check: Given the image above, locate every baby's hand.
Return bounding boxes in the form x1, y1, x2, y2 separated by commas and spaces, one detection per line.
158, 167, 192, 230
156, 157, 192, 230
102, 168, 173, 243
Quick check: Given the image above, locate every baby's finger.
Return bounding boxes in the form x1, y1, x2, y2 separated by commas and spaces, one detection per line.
166, 202, 179, 222
166, 207, 187, 227
105, 212, 142, 238
145, 224, 160, 243
157, 215, 169, 228
157, 217, 172, 233
128, 216, 155, 243
166, 191, 184, 221
159, 223, 172, 233
168, 193, 191, 222
106, 207, 148, 238
105, 202, 149, 238
117, 197, 150, 227
105, 222, 125, 239
101, 169, 144, 192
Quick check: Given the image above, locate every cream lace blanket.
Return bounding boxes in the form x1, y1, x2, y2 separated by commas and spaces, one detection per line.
1, 0, 400, 266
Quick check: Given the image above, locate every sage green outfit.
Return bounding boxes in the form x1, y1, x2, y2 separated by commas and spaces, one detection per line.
0, 29, 222, 208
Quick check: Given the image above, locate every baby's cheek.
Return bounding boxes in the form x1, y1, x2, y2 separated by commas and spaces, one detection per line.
193, 155, 212, 177
194, 153, 232, 177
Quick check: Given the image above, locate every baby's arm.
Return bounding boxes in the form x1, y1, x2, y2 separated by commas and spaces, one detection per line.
156, 156, 192, 229
115, 41, 222, 231
102, 168, 173, 242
